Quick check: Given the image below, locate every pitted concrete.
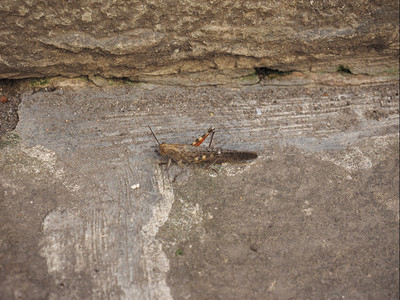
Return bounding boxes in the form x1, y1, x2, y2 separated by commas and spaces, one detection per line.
0, 80, 398, 299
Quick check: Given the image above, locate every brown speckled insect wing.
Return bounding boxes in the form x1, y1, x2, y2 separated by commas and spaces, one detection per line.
216, 150, 258, 163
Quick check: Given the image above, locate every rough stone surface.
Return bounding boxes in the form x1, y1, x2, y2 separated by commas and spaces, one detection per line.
0, 0, 398, 83
0, 79, 398, 299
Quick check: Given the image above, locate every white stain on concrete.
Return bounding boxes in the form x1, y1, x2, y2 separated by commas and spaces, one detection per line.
20, 144, 82, 192
318, 134, 398, 172
140, 167, 174, 300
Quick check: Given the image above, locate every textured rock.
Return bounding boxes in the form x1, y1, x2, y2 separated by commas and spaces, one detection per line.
0, 0, 398, 83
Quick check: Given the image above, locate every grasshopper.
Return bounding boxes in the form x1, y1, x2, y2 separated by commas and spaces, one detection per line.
148, 126, 257, 170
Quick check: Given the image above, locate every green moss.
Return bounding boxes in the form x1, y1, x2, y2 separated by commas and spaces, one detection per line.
378, 67, 399, 76
77, 76, 90, 81
0, 132, 20, 149
30, 78, 49, 86
238, 73, 260, 85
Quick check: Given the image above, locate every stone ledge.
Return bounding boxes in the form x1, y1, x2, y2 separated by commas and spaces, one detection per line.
0, 0, 398, 83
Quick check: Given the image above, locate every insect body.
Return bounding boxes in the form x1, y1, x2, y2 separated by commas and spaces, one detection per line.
148, 126, 257, 168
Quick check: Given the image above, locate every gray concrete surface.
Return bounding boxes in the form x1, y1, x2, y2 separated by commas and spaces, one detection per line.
0, 80, 399, 299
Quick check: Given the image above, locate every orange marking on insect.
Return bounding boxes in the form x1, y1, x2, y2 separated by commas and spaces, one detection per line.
192, 127, 215, 146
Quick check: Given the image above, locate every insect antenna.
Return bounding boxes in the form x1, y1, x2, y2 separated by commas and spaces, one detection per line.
148, 126, 161, 145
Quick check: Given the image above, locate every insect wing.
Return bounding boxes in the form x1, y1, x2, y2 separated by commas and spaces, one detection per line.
216, 150, 258, 163
181, 146, 257, 164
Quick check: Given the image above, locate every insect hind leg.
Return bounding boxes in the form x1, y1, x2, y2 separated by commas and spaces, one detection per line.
208, 129, 215, 148
192, 128, 215, 147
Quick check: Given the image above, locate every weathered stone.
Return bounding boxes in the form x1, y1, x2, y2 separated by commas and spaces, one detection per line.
1, 81, 398, 299
88, 74, 111, 87
0, 0, 398, 83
